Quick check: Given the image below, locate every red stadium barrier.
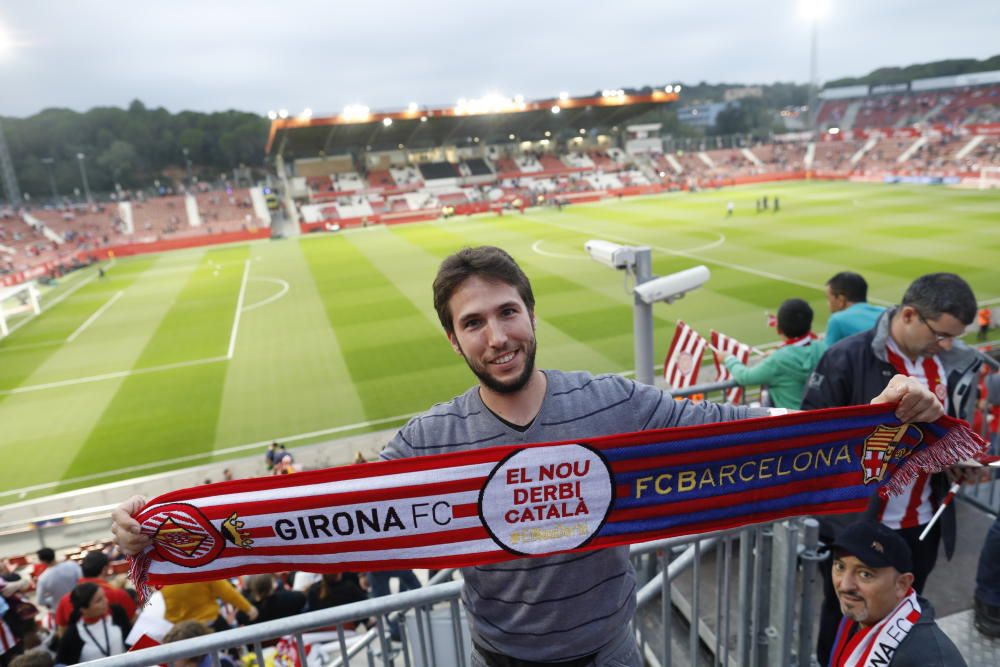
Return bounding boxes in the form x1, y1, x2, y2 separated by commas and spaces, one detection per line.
87, 228, 271, 261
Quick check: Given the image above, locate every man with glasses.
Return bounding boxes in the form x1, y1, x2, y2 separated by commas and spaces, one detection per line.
801, 272, 981, 665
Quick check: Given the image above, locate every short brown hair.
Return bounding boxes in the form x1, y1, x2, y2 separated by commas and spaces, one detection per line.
432, 246, 535, 335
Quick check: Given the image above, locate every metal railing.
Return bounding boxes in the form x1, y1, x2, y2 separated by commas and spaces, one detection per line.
86, 518, 825, 667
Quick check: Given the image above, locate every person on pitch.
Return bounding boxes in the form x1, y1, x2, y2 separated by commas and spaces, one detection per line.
113, 246, 946, 667
827, 520, 965, 667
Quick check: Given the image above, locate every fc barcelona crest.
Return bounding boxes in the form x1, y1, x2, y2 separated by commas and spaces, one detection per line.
860, 424, 923, 484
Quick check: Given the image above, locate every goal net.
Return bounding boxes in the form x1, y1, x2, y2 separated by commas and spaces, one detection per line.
0, 282, 41, 337
979, 165, 1000, 190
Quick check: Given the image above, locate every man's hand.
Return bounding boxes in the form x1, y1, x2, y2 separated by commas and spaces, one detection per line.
110, 495, 152, 556
871, 374, 945, 423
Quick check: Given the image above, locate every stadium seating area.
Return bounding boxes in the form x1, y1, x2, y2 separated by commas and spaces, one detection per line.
817, 84, 1000, 131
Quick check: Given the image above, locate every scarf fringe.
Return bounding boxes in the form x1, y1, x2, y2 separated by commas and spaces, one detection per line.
128, 550, 156, 607
879, 423, 988, 499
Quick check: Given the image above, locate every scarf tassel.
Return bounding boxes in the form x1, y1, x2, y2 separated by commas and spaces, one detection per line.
128, 550, 155, 606
878, 422, 988, 499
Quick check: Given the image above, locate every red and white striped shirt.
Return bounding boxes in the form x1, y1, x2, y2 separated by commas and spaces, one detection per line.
0, 618, 18, 656
880, 337, 948, 529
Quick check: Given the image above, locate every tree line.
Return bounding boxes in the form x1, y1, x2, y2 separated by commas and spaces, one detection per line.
1, 100, 268, 202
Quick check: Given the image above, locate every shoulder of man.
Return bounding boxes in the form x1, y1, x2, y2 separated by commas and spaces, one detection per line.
891, 616, 967, 667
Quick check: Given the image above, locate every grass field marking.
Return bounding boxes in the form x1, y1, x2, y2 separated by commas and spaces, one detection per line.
6, 272, 98, 336
0, 411, 416, 499
241, 277, 290, 313
66, 290, 124, 342
0, 355, 229, 396
530, 239, 589, 260
0, 339, 64, 354
226, 259, 251, 359
529, 214, 898, 305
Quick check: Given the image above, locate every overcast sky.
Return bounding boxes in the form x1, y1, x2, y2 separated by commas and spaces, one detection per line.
0, 0, 997, 119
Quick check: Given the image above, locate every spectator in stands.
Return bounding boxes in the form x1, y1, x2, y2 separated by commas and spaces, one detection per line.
978, 306, 992, 342
824, 272, 886, 346
828, 521, 965, 667
802, 272, 981, 664
238, 575, 305, 625
161, 580, 257, 634
0, 577, 31, 666
34, 549, 81, 611
54, 552, 135, 637
55, 583, 131, 664
719, 298, 824, 409
162, 620, 238, 667
306, 573, 369, 627
113, 247, 945, 667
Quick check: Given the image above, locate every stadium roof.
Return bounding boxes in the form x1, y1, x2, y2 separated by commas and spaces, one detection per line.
265, 88, 680, 157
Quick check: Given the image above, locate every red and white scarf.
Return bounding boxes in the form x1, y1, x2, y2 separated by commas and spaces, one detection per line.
881, 338, 947, 529
829, 588, 921, 667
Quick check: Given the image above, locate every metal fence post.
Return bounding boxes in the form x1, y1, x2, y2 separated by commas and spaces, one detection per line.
751, 525, 774, 667
797, 518, 825, 667
768, 521, 799, 667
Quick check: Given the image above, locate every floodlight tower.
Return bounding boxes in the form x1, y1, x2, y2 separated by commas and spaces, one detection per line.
800, 0, 831, 130
0, 120, 22, 207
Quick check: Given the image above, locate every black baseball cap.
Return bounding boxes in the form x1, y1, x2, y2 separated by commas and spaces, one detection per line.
831, 520, 912, 573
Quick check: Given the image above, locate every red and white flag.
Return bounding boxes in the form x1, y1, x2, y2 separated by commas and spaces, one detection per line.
711, 330, 751, 404
766, 312, 777, 328
663, 321, 707, 390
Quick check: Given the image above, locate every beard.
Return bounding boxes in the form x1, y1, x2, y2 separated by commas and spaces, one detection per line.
460, 338, 538, 395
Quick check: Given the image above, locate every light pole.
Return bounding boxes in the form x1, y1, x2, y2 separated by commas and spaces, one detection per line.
182, 147, 193, 189
800, 1, 831, 131
41, 157, 59, 202
76, 152, 92, 205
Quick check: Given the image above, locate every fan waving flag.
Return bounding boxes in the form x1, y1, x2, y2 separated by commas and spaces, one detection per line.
711, 330, 752, 404
664, 321, 707, 390
125, 404, 988, 603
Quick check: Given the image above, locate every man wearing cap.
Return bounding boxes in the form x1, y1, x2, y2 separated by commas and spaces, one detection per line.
828, 521, 966, 667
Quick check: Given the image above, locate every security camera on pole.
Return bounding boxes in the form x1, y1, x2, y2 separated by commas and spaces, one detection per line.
585, 240, 709, 386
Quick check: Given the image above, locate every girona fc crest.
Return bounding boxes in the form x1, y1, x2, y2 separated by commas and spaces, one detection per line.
142, 503, 226, 568
860, 424, 923, 485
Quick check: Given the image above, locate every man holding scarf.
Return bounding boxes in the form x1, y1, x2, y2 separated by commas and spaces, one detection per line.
828, 520, 966, 667
802, 272, 981, 664
112, 247, 949, 667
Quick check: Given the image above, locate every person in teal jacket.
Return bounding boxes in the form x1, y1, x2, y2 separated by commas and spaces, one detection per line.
722, 298, 825, 409
825, 272, 886, 346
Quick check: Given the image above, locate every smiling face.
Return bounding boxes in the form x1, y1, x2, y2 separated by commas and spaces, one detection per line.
832, 555, 913, 627
446, 276, 538, 395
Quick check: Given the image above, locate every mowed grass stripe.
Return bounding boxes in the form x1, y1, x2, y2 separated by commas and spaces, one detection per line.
0, 259, 156, 391
0, 253, 209, 491
212, 241, 370, 449
60, 246, 250, 488
301, 234, 464, 420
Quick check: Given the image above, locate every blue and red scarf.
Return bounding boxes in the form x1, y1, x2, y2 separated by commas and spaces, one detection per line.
127, 404, 985, 601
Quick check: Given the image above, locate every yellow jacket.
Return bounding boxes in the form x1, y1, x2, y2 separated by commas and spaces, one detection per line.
162, 580, 253, 624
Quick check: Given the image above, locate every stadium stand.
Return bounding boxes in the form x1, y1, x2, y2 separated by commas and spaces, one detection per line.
417, 161, 459, 181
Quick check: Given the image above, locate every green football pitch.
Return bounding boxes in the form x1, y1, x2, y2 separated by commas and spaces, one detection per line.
1, 180, 998, 501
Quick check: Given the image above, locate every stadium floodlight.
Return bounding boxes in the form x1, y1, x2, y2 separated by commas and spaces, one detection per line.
342, 105, 371, 122
828, 127, 840, 135
407, 102, 419, 113
664, 85, 674, 93
675, 85, 682, 93
579, 128, 586, 134
382, 117, 393, 127
300, 108, 312, 120
798, 0, 832, 22
633, 266, 710, 305
267, 110, 278, 120
508, 133, 515, 141
420, 116, 428, 123
278, 109, 289, 119
551, 105, 561, 114
545, 131, 551, 137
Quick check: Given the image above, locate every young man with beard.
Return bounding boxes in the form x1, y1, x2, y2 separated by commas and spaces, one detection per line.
113, 246, 945, 667
828, 521, 965, 667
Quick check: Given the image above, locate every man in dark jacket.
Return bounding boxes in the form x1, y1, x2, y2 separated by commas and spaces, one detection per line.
828, 521, 966, 666
802, 272, 981, 663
